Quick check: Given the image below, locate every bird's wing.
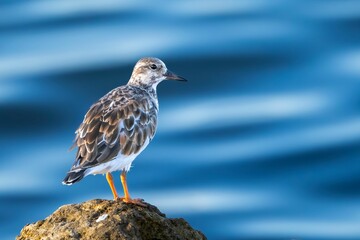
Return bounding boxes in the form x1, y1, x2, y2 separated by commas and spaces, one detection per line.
70, 88, 157, 170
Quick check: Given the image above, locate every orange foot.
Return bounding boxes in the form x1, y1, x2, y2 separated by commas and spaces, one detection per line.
116, 197, 147, 207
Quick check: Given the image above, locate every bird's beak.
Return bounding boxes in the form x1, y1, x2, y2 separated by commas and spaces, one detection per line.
164, 70, 187, 82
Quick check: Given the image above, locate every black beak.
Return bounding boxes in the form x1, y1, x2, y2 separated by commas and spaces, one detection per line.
164, 70, 187, 82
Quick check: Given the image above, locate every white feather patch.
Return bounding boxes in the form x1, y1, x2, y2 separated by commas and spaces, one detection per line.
84, 138, 150, 175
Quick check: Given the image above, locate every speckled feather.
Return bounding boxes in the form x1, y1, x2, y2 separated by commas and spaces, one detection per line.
71, 85, 158, 171
63, 57, 185, 185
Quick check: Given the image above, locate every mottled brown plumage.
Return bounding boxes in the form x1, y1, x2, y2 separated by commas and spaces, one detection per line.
72, 86, 158, 170
63, 57, 186, 204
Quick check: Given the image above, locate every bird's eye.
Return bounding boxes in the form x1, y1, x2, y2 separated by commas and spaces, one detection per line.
150, 64, 157, 70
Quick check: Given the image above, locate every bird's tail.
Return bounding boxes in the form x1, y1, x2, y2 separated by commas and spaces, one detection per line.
62, 169, 86, 185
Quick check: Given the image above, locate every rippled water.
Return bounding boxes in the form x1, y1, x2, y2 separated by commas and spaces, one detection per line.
1, 1, 360, 239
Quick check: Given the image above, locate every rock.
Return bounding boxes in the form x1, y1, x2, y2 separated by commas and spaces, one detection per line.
17, 199, 206, 240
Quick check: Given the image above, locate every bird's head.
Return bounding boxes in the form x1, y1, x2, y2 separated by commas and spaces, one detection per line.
128, 57, 186, 88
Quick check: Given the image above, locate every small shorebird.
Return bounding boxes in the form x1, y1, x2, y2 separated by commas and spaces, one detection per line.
63, 57, 186, 205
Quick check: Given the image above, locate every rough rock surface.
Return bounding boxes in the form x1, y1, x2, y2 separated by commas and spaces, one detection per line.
17, 199, 206, 240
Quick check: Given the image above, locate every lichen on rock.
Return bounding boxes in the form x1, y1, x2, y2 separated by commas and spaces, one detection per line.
17, 199, 206, 240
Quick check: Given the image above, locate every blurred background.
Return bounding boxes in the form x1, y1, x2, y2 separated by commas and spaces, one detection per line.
1, 0, 360, 239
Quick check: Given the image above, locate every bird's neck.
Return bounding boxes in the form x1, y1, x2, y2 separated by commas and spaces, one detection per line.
128, 75, 159, 93
140, 85, 159, 110
127, 80, 158, 101
145, 86, 158, 101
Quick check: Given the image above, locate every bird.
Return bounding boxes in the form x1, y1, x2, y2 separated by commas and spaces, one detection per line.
62, 57, 186, 205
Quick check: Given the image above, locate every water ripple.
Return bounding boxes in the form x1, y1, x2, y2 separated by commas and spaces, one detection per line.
161, 92, 331, 133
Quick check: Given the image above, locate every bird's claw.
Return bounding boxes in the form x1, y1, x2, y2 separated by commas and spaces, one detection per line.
115, 197, 146, 207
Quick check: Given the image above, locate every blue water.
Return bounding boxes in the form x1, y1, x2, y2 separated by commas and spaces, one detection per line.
1, 1, 360, 239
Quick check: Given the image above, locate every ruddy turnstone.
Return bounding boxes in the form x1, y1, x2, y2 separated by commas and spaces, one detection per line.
63, 57, 186, 205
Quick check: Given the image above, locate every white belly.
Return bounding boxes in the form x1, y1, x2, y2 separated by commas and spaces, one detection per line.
84, 138, 150, 175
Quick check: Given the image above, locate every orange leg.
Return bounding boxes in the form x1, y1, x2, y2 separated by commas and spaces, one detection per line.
120, 171, 131, 201
106, 172, 119, 200
120, 171, 146, 206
